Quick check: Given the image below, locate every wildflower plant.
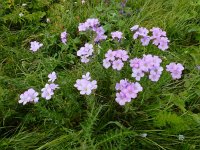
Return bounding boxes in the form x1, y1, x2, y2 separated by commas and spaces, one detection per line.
74, 72, 97, 95
41, 72, 59, 100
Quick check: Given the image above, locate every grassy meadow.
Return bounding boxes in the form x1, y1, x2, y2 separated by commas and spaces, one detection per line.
0, 0, 200, 149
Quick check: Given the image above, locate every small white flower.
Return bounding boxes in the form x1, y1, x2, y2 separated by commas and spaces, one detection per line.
46, 18, 50, 23
81, 0, 85, 4
22, 3, 27, 6
178, 135, 185, 141
19, 13, 24, 17
140, 133, 147, 138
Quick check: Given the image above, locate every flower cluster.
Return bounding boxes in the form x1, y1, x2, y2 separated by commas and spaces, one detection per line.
30, 41, 43, 52
130, 25, 169, 50
41, 72, 59, 100
150, 27, 170, 51
111, 31, 123, 41
115, 79, 143, 105
78, 18, 107, 43
61, 31, 67, 44
19, 72, 59, 105
130, 54, 163, 82
103, 49, 129, 70
74, 72, 97, 95
77, 43, 94, 63
19, 88, 39, 105
166, 63, 184, 79
131, 26, 150, 46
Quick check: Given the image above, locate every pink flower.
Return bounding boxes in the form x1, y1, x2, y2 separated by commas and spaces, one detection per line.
130, 25, 139, 31
130, 55, 163, 82
74, 72, 97, 95
150, 66, 163, 75
82, 72, 91, 80
77, 43, 93, 63
138, 27, 149, 36
149, 73, 161, 82
81, 56, 90, 63
78, 18, 107, 43
112, 59, 124, 70
158, 41, 169, 51
116, 50, 129, 61
61, 31, 67, 44
78, 23, 88, 31
130, 58, 142, 69
122, 85, 137, 99
103, 49, 129, 71
166, 63, 184, 79
103, 59, 111, 69
131, 26, 170, 51
115, 79, 143, 106
48, 72, 57, 82
111, 31, 123, 41
132, 82, 143, 93
150, 28, 170, 51
141, 36, 150, 46
150, 27, 165, 38
41, 83, 59, 100
41, 84, 54, 100
19, 88, 39, 105
133, 32, 139, 39
131, 69, 144, 81
105, 50, 116, 61
30, 41, 43, 52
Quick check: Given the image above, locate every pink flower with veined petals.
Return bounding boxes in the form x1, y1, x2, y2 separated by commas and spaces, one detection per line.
131, 69, 144, 81
105, 50, 115, 61
112, 59, 124, 70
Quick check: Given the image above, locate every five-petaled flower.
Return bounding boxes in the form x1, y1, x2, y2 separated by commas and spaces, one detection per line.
30, 41, 43, 52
